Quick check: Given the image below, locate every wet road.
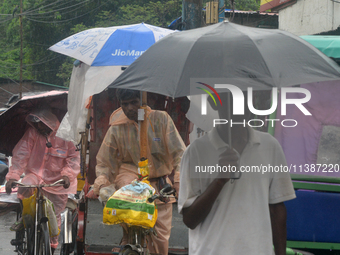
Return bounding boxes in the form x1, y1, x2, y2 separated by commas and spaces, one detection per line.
0, 211, 63, 255
0, 211, 16, 254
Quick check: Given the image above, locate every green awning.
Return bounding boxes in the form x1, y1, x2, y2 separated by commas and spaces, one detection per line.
300, 35, 340, 59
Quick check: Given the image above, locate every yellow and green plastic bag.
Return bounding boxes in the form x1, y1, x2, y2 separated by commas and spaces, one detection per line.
103, 180, 157, 228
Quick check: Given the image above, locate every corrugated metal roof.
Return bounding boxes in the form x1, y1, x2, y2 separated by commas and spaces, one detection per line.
224, 9, 278, 16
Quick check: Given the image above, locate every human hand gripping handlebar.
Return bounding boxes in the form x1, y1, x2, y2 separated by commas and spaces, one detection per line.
148, 183, 176, 203
7, 179, 66, 194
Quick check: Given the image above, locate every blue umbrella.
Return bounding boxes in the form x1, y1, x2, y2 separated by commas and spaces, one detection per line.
49, 23, 176, 66
49, 23, 176, 144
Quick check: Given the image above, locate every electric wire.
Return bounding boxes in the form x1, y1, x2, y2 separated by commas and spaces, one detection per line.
24, 6, 87, 21
0, 17, 14, 24
0, 64, 20, 69
241, 15, 278, 27
22, 0, 69, 16
22, 0, 56, 14
24, 2, 105, 24
25, 0, 92, 16
0, 86, 15, 95
23, 55, 62, 67
26, 41, 51, 47
0, 71, 32, 92
23, 4, 90, 21
26, 41, 52, 47
1, 0, 103, 24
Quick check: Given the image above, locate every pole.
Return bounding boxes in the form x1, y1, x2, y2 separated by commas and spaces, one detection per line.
227, 93, 232, 147
182, 0, 203, 30
80, 100, 93, 178
140, 91, 148, 159
218, 0, 225, 22
19, 0, 23, 99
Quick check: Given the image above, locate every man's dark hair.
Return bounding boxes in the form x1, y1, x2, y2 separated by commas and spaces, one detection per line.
116, 89, 140, 102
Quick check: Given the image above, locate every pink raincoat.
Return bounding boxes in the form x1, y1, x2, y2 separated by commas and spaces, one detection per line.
6, 109, 80, 248
6, 109, 80, 194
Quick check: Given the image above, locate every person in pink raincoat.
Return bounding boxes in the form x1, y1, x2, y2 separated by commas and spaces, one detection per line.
5, 108, 80, 252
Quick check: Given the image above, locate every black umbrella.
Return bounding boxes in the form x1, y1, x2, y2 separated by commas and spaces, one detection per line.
110, 21, 340, 97
0, 91, 68, 156
110, 21, 340, 148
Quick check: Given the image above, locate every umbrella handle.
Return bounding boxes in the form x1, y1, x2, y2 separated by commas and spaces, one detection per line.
227, 93, 232, 148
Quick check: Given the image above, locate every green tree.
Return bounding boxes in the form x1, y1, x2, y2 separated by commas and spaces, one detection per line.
225, 0, 260, 11
95, 1, 181, 28
0, 0, 182, 86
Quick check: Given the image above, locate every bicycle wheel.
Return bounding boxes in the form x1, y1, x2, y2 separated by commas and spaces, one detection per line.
13, 227, 26, 255
26, 225, 34, 255
61, 243, 71, 255
38, 221, 51, 255
122, 247, 139, 255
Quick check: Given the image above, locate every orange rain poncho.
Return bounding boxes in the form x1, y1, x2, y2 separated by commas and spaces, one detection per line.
94, 106, 185, 254
94, 106, 186, 194
6, 109, 80, 194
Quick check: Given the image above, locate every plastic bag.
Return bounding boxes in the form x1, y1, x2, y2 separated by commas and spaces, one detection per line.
22, 191, 37, 228
103, 180, 157, 228
99, 184, 116, 204
45, 197, 60, 237
22, 191, 59, 237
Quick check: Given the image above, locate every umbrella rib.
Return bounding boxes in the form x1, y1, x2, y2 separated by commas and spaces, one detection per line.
232, 24, 278, 88
172, 29, 214, 98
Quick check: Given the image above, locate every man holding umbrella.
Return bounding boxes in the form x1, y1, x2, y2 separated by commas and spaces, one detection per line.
178, 92, 296, 255
5, 108, 80, 253
93, 89, 186, 255
108, 19, 340, 255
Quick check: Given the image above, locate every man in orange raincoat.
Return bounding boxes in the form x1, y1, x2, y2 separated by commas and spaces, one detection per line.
6, 108, 80, 252
93, 89, 186, 255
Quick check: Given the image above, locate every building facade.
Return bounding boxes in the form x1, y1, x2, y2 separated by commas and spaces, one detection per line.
261, 0, 340, 35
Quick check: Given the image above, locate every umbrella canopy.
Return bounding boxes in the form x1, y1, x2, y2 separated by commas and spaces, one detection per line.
49, 23, 176, 144
110, 21, 340, 97
49, 23, 177, 66
0, 91, 68, 156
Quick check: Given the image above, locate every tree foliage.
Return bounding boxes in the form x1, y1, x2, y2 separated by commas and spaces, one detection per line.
0, 0, 182, 87
225, 0, 260, 11
0, 0, 259, 87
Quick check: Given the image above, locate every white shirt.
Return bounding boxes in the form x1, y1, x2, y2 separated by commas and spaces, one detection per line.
178, 127, 296, 255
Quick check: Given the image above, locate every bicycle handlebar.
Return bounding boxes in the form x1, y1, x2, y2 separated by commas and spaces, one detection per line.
13, 179, 65, 189
148, 183, 176, 203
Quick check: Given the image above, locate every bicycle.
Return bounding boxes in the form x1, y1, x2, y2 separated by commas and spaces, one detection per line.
118, 183, 176, 255
9, 179, 65, 255
60, 195, 79, 255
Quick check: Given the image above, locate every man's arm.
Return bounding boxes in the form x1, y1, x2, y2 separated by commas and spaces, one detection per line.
182, 178, 227, 229
269, 202, 287, 255
61, 141, 80, 185
6, 128, 34, 181
268, 136, 296, 255
93, 127, 119, 195
182, 148, 238, 229
163, 112, 186, 193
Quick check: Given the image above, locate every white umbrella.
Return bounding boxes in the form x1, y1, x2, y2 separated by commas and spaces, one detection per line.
49, 23, 177, 144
